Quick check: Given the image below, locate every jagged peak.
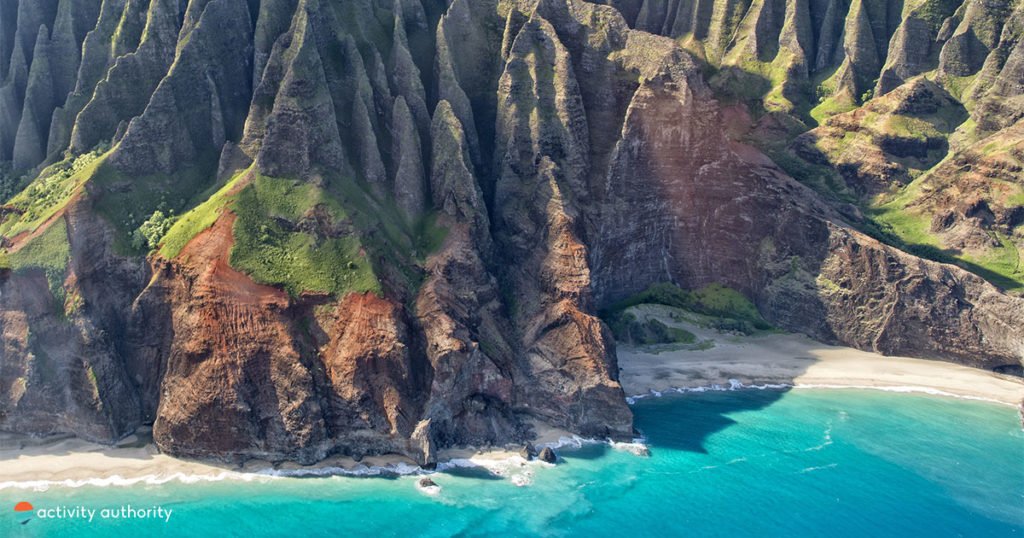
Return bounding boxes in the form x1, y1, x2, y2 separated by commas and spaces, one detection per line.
391, 95, 426, 221
495, 10, 590, 209
247, 0, 346, 179
388, 0, 429, 142
109, 0, 254, 175
51, 0, 75, 42
341, 34, 374, 114
352, 90, 387, 188
11, 25, 55, 171
500, 5, 529, 61
111, 0, 147, 56
252, 0, 299, 87
368, 47, 393, 118
49, 0, 82, 103
13, 0, 58, 60
30, 23, 50, 65
4, 28, 28, 87
392, 0, 410, 49
434, 16, 480, 166
430, 99, 490, 239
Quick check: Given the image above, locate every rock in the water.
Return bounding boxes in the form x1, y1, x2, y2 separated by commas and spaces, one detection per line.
537, 447, 557, 464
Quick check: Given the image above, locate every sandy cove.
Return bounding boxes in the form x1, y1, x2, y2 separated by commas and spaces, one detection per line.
617, 305, 1024, 406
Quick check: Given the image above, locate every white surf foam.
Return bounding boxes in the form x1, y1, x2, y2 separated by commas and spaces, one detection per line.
799, 463, 838, 474
625, 379, 1016, 407
0, 470, 273, 491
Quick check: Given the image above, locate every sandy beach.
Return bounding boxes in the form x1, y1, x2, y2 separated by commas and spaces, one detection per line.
0, 421, 580, 489
617, 304, 1024, 406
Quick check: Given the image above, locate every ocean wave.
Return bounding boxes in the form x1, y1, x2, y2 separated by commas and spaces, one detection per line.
805, 421, 834, 452
626, 380, 790, 404
0, 470, 275, 491
0, 433, 654, 492
792, 384, 1014, 406
799, 463, 838, 474
257, 461, 425, 479
625, 380, 1016, 407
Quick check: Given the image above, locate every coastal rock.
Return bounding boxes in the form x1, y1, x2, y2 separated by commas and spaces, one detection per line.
537, 447, 557, 463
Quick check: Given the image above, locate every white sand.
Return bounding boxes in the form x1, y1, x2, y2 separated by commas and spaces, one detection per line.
617, 304, 1024, 406
0, 423, 580, 489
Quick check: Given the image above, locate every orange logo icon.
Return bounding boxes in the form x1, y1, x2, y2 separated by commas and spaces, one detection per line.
14, 502, 33, 512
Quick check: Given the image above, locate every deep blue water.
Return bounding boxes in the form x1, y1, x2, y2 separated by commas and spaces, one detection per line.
3, 389, 1023, 537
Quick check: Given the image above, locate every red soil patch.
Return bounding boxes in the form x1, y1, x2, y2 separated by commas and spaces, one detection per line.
4, 193, 80, 254
178, 212, 288, 307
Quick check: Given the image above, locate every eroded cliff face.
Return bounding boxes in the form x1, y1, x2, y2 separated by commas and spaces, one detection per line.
0, 0, 1022, 465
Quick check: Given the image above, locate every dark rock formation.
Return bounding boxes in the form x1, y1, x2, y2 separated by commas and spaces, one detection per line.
537, 446, 557, 463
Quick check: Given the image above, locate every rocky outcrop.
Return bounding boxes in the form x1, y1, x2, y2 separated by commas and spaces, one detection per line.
1, 0, 1022, 466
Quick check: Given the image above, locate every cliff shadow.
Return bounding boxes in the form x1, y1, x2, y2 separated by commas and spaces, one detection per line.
611, 304, 818, 455
630, 385, 796, 455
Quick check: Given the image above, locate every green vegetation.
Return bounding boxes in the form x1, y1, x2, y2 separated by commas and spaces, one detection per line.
158, 169, 248, 258
0, 149, 107, 239
606, 311, 696, 345
601, 282, 773, 337
90, 155, 220, 255
5, 219, 71, 305
324, 171, 447, 291
869, 185, 1024, 291
230, 175, 380, 297
152, 161, 448, 300
132, 210, 177, 251
414, 212, 449, 258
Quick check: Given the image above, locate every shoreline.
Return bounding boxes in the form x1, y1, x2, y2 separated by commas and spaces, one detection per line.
0, 422, 621, 491
2, 303, 1021, 489
616, 305, 1024, 407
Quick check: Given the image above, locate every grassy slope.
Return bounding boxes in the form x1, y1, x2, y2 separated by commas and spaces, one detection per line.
4, 218, 71, 305
0, 141, 445, 301
870, 173, 1024, 292
229, 175, 380, 297
90, 155, 221, 255
0, 150, 107, 238
159, 168, 447, 299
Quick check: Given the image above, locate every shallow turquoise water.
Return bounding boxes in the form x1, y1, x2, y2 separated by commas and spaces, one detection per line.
3, 389, 1023, 537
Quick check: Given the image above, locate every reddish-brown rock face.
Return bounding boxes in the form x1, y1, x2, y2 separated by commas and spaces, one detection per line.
0, 0, 1022, 465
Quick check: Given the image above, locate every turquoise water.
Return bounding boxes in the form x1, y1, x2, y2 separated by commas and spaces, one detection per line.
3, 389, 1023, 537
